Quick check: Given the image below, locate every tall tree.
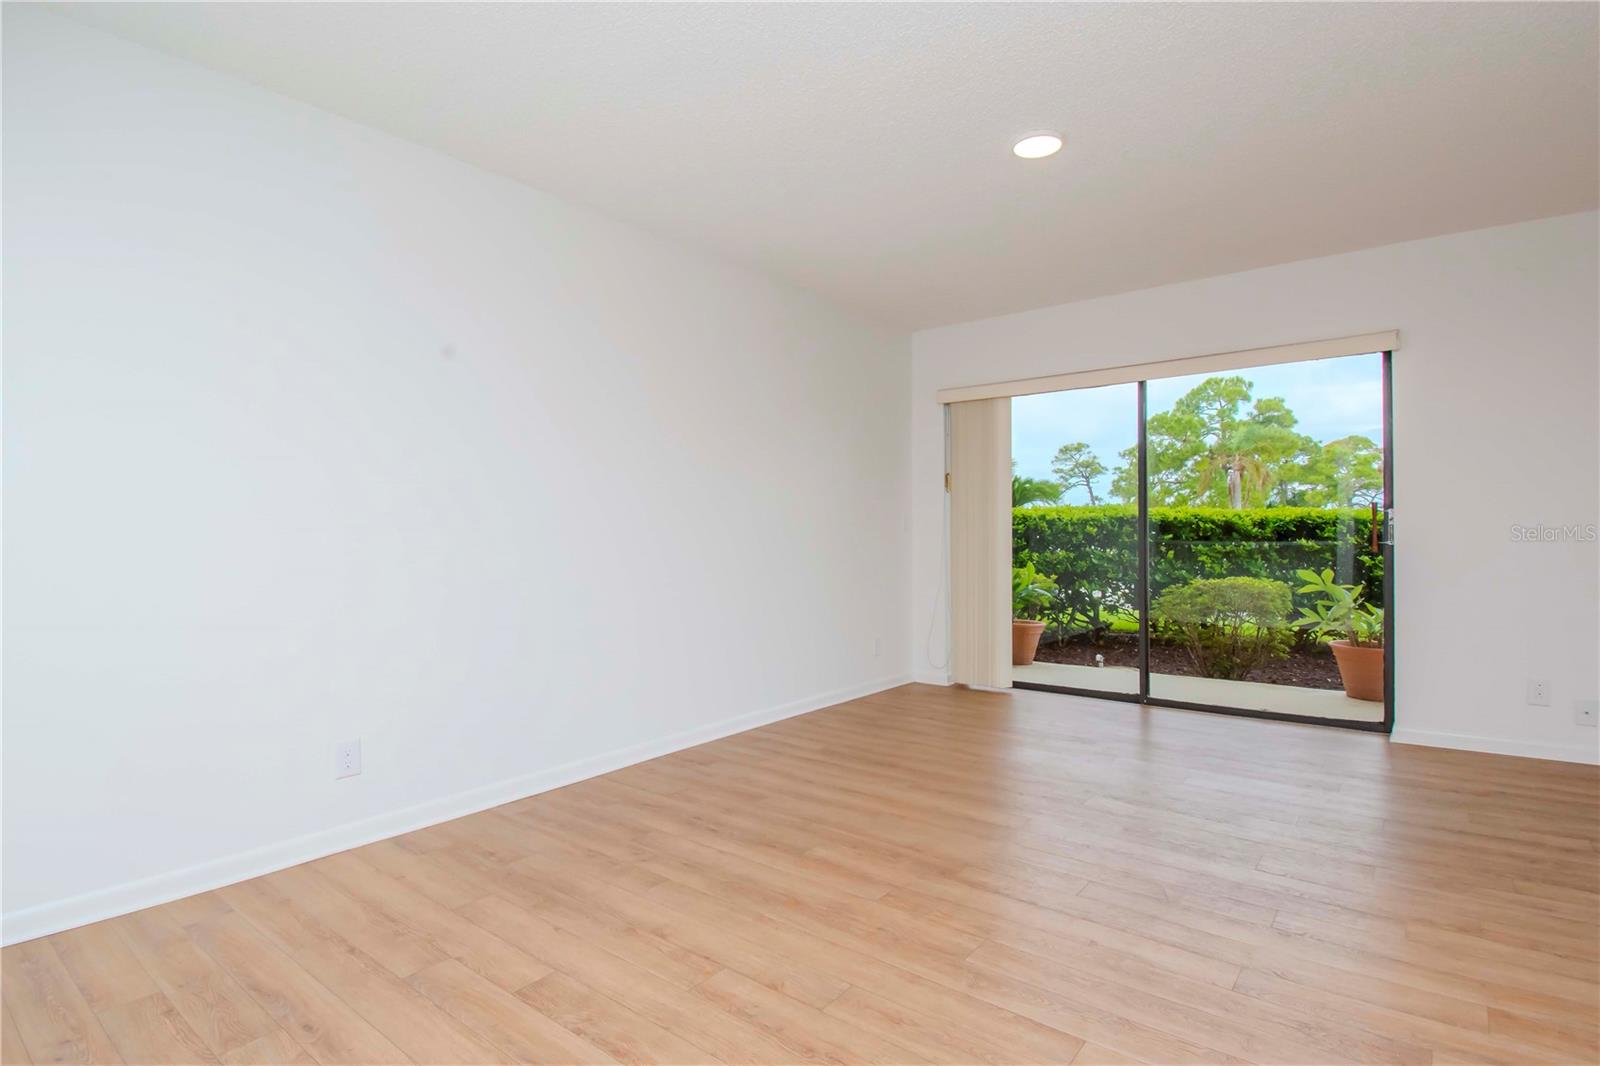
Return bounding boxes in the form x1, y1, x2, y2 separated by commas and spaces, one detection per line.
1051, 442, 1107, 504
1110, 376, 1313, 508
1302, 435, 1384, 507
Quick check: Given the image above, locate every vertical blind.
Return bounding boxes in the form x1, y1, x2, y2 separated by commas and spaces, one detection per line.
947, 398, 1012, 689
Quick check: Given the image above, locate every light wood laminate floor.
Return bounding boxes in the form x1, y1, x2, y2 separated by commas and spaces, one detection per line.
5, 683, 1598, 1064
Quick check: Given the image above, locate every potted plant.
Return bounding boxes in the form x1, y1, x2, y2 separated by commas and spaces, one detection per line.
1012, 563, 1058, 666
1293, 568, 1385, 701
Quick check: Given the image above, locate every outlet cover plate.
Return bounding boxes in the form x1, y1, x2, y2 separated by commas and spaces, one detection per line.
335, 739, 362, 779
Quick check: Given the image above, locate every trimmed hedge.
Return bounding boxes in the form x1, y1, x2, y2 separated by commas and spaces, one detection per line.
1013, 505, 1383, 637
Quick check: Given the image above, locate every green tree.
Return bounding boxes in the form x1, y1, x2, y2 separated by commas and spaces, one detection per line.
1051, 442, 1107, 504
1011, 461, 1063, 507
1111, 445, 1138, 503
1111, 376, 1313, 508
1300, 435, 1383, 507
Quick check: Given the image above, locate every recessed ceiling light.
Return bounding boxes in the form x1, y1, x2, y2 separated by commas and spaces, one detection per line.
1012, 133, 1063, 159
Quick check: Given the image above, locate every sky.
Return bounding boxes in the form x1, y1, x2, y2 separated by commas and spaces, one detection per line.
1012, 352, 1384, 503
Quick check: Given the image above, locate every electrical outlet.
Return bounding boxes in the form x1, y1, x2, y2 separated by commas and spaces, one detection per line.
1526, 679, 1551, 706
1576, 700, 1598, 727
335, 739, 362, 779
873, 636, 882, 658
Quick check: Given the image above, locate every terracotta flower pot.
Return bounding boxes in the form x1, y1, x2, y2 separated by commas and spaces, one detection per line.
1012, 620, 1046, 666
1330, 640, 1385, 701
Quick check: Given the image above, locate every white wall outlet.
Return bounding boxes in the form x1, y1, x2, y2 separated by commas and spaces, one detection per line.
873, 636, 882, 658
335, 739, 362, 779
1526, 679, 1552, 706
1576, 700, 1598, 727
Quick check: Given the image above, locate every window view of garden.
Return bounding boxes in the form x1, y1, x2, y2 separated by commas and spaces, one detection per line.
1010, 353, 1387, 722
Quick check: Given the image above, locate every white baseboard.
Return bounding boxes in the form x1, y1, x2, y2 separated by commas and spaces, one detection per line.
2, 674, 912, 946
1390, 728, 1600, 765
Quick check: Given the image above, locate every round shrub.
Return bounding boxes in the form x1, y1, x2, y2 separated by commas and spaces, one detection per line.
1150, 576, 1293, 680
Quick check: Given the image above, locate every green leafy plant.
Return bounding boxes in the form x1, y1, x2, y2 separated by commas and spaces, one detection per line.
1012, 563, 1058, 621
1013, 505, 1382, 639
1013, 474, 1064, 507
1292, 568, 1384, 647
1150, 576, 1293, 680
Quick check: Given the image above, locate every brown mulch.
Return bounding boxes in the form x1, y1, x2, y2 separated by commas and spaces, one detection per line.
1034, 631, 1344, 689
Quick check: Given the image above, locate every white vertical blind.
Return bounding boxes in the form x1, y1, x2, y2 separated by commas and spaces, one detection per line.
947, 398, 1012, 689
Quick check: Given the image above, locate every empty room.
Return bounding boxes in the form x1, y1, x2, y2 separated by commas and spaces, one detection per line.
4, 3, 1598, 1065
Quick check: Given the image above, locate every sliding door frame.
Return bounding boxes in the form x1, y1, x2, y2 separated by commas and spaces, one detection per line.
1381, 348, 1395, 733
1014, 350, 1395, 735
1135, 380, 1151, 698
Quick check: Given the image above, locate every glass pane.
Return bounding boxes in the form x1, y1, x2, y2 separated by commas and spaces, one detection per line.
1145, 354, 1386, 722
1010, 382, 1141, 695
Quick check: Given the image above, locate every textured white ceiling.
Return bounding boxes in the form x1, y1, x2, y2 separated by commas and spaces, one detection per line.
54, 2, 1600, 328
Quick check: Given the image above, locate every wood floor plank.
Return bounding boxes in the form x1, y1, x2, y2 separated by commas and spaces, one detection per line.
460, 896, 800, 1064
525, 859, 851, 1009
3, 1003, 36, 1066
1, 939, 123, 1064
969, 938, 1429, 1064
184, 913, 407, 1066
300, 851, 550, 992
4, 683, 1595, 1065
215, 876, 509, 1065
953, 955, 1237, 1065
460, 862, 722, 991
111, 909, 278, 1057
253, 865, 447, 979
49, 925, 157, 1014
1071, 1042, 1148, 1066
215, 1029, 316, 1066
1232, 956, 1489, 1032
1231, 965, 1584, 1066
95, 993, 218, 1065
345, 840, 489, 912
884, 877, 1248, 987
404, 959, 616, 1064
822, 983, 1076, 1066
637, 873, 1092, 1064
158, 894, 234, 931
692, 967, 927, 1064
1485, 1006, 1600, 1061
516, 970, 722, 1065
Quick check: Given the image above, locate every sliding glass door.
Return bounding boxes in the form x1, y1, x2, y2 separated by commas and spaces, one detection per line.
1012, 382, 1141, 695
1010, 350, 1392, 731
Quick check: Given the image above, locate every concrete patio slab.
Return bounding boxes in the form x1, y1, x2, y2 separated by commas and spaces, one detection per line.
1011, 660, 1384, 723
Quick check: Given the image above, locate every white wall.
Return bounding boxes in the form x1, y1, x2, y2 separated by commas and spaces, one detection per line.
912, 212, 1600, 765
2, 10, 910, 942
